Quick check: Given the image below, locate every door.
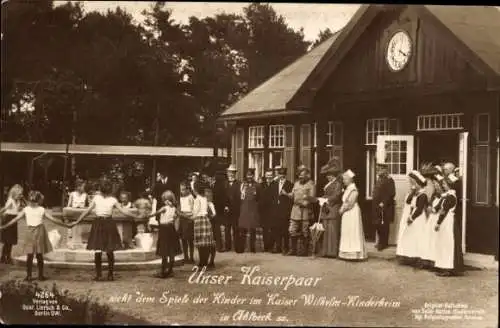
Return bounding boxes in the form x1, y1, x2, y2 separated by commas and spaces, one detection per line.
459, 132, 468, 254
376, 135, 414, 245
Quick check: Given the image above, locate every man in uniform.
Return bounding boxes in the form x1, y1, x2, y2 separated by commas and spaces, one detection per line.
283, 167, 316, 256
223, 164, 241, 252
371, 163, 396, 251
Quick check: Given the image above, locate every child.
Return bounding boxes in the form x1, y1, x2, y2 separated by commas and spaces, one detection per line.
179, 183, 195, 264
134, 191, 153, 235
0, 184, 24, 264
119, 191, 132, 208
0, 191, 68, 281
69, 180, 138, 281
145, 191, 182, 278
67, 180, 88, 208
192, 183, 216, 268
205, 187, 217, 269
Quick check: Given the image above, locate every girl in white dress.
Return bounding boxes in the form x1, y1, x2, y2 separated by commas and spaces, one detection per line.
396, 170, 428, 265
67, 180, 88, 208
0, 184, 24, 264
338, 170, 367, 261
0, 191, 68, 281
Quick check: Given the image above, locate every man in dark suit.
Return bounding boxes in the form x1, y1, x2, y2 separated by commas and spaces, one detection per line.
270, 167, 293, 255
153, 170, 176, 203
372, 163, 396, 251
259, 169, 275, 252
223, 164, 241, 252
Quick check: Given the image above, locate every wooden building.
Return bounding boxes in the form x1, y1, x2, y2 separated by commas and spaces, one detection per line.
219, 5, 500, 258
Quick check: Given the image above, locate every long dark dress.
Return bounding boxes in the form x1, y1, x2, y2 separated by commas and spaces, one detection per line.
319, 177, 343, 257
238, 182, 261, 230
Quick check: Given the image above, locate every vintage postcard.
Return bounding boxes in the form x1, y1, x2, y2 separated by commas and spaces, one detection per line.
0, 1, 498, 326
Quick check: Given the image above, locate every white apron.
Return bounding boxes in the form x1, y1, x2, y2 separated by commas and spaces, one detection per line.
396, 192, 413, 255
396, 190, 427, 258
434, 191, 457, 270
338, 184, 367, 260
420, 196, 441, 262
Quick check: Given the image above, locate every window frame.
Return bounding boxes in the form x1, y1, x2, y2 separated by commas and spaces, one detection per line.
268, 124, 285, 149
248, 150, 265, 181
248, 125, 265, 149
473, 113, 490, 205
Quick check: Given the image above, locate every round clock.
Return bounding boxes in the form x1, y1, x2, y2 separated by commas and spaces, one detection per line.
386, 30, 412, 72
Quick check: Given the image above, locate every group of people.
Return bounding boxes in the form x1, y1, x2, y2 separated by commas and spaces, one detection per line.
0, 158, 463, 282
396, 162, 464, 277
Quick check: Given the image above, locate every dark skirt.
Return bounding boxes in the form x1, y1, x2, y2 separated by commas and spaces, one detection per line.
156, 223, 182, 257
87, 218, 123, 252
24, 224, 52, 254
180, 217, 194, 240
194, 216, 215, 248
1, 214, 18, 245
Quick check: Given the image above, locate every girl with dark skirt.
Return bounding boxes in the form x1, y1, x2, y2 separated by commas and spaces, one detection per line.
433, 174, 464, 277
69, 180, 139, 281
192, 183, 216, 268
205, 187, 217, 269
145, 190, 182, 278
0, 191, 68, 281
0, 184, 24, 264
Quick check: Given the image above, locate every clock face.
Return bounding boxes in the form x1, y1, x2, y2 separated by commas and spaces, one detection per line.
386, 31, 412, 72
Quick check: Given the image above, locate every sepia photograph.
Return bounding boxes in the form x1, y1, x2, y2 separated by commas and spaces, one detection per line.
0, 1, 498, 326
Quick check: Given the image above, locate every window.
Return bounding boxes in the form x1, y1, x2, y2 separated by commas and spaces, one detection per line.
365, 118, 400, 198
269, 125, 285, 148
366, 118, 400, 145
248, 126, 264, 149
326, 121, 344, 170
473, 113, 490, 205
417, 113, 464, 131
269, 150, 283, 169
248, 151, 264, 181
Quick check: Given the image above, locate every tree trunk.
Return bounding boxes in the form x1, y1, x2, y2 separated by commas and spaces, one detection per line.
151, 102, 160, 189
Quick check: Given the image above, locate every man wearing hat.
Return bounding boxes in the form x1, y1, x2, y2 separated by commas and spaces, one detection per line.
237, 168, 261, 253
222, 164, 241, 252
283, 166, 316, 256
371, 163, 396, 251
259, 169, 276, 252
270, 167, 293, 254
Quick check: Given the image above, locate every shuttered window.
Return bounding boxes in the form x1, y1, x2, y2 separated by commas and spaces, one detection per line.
284, 125, 295, 181
473, 113, 490, 205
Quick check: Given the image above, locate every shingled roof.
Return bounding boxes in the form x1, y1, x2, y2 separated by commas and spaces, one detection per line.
219, 31, 341, 118
220, 5, 500, 119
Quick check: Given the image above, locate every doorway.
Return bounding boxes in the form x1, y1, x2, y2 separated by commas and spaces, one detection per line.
417, 132, 459, 167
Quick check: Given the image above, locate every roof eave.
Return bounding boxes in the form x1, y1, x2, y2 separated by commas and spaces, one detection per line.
217, 109, 309, 122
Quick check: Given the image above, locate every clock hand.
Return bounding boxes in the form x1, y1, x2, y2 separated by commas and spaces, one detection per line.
399, 50, 408, 57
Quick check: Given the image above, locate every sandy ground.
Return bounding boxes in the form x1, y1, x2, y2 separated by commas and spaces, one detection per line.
0, 219, 497, 326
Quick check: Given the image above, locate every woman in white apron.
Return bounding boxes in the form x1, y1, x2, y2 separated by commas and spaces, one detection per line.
338, 170, 367, 261
396, 170, 428, 265
418, 175, 443, 269
434, 174, 463, 277
396, 186, 416, 259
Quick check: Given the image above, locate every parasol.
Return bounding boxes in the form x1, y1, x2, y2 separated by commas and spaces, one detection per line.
309, 214, 325, 258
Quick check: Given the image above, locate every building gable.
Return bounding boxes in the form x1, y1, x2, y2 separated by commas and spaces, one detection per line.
289, 5, 500, 108
321, 6, 488, 100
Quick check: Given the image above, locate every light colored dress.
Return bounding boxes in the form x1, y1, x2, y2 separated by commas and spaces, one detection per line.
397, 190, 428, 259
338, 183, 367, 260
396, 192, 414, 255
434, 190, 459, 269
68, 191, 88, 208
421, 195, 441, 262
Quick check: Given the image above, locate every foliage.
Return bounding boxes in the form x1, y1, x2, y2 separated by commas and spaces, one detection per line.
311, 28, 335, 49
1, 1, 311, 149
0, 279, 110, 324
